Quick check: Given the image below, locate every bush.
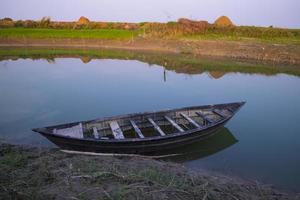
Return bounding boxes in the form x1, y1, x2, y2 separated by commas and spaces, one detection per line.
0, 18, 14, 28
50, 22, 76, 29
39, 17, 51, 28
14, 20, 23, 27
143, 20, 211, 38
2, 17, 13, 21
203, 25, 298, 39
23, 20, 38, 28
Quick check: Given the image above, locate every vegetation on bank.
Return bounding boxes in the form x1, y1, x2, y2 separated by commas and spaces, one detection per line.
0, 28, 137, 40
0, 16, 300, 44
181, 26, 300, 44
0, 143, 293, 200
1, 47, 300, 77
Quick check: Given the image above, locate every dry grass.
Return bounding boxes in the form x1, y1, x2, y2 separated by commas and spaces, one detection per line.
0, 143, 294, 200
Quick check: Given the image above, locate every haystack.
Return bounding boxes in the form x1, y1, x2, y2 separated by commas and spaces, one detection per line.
214, 16, 234, 26
77, 16, 90, 25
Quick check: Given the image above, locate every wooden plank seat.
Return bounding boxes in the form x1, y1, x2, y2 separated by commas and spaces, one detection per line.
164, 116, 184, 132
109, 121, 125, 139
93, 127, 100, 139
212, 109, 227, 119
147, 118, 166, 136
53, 123, 83, 139
196, 112, 214, 124
180, 113, 201, 128
130, 120, 145, 138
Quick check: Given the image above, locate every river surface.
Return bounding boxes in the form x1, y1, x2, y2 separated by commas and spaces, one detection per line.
0, 57, 300, 191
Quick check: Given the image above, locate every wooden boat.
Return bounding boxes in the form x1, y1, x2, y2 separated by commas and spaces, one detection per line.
32, 102, 245, 154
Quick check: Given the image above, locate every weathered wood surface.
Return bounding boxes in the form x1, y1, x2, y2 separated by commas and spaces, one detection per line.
180, 113, 201, 128
130, 120, 145, 138
34, 102, 246, 154
227, 107, 234, 113
93, 127, 100, 139
109, 121, 125, 139
196, 112, 214, 124
148, 118, 166, 136
213, 109, 227, 118
53, 123, 83, 139
164, 116, 184, 132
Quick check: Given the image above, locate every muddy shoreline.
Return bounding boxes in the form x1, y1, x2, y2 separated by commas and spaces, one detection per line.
0, 143, 297, 199
1, 37, 300, 65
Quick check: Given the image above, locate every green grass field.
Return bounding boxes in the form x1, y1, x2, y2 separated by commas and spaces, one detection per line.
0, 28, 138, 40
180, 26, 300, 45
1, 26, 300, 44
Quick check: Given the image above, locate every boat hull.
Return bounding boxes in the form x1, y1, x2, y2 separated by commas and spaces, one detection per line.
40, 119, 228, 154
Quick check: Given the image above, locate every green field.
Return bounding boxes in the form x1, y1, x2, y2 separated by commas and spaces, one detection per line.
0, 28, 138, 40
1, 26, 300, 44
180, 26, 300, 44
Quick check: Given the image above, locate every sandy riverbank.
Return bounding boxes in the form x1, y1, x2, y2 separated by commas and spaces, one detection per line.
1, 37, 300, 66
0, 143, 297, 200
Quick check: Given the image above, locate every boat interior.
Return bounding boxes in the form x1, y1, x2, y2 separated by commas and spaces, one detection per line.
50, 104, 241, 140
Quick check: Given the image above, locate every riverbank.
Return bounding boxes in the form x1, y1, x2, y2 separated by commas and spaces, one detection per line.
1, 33, 300, 65
0, 143, 296, 200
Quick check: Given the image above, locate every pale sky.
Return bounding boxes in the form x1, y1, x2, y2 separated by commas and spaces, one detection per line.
1, 0, 300, 28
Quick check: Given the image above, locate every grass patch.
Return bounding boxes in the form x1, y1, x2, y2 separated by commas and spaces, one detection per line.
181, 34, 300, 45
180, 26, 300, 45
0, 28, 138, 40
0, 143, 292, 200
1, 25, 300, 45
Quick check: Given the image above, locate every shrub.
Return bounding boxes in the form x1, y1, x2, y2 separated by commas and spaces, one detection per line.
23, 20, 38, 28
50, 22, 75, 29
2, 17, 13, 21
204, 25, 297, 39
14, 20, 23, 27
143, 19, 211, 38
0, 18, 14, 28
39, 17, 51, 28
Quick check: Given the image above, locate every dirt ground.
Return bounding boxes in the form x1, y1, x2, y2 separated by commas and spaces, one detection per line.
0, 143, 298, 200
1, 37, 300, 65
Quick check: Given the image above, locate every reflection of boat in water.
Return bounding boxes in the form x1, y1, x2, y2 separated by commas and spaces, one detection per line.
147, 127, 238, 162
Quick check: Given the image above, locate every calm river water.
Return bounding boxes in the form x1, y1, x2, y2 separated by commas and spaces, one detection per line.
0, 57, 300, 191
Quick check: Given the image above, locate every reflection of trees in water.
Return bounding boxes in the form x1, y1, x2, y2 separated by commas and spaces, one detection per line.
1, 48, 300, 77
